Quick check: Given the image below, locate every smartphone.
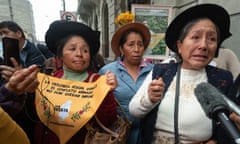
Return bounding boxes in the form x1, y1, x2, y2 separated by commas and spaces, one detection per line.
2, 37, 20, 66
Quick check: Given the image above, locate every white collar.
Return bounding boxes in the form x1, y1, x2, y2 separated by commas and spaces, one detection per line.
22, 40, 27, 50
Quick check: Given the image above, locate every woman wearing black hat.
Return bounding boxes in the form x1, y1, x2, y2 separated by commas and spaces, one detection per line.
34, 20, 117, 144
129, 4, 236, 144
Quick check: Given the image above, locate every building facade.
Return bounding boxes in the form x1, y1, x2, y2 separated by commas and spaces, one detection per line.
77, 0, 240, 61
0, 0, 36, 41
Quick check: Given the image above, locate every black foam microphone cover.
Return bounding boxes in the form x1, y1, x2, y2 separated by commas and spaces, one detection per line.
195, 82, 240, 144
194, 82, 230, 119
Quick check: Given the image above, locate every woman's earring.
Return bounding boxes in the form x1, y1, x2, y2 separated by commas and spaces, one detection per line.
120, 54, 124, 61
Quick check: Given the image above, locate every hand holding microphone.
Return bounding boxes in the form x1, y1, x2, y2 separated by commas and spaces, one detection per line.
195, 82, 240, 144
230, 113, 240, 130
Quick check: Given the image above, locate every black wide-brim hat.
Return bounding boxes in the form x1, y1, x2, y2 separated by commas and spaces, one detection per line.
45, 20, 100, 56
165, 4, 232, 54
111, 22, 151, 57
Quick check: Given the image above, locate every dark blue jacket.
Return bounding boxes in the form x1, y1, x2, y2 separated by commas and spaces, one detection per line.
20, 40, 46, 67
139, 63, 235, 144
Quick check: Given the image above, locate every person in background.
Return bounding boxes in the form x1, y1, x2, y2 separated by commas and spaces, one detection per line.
91, 53, 105, 72
0, 61, 40, 116
0, 21, 46, 68
0, 57, 4, 83
99, 19, 153, 143
34, 20, 117, 144
129, 4, 236, 144
40, 56, 62, 75
37, 43, 55, 59
0, 20, 46, 143
0, 63, 39, 144
0, 58, 40, 143
210, 47, 240, 80
0, 106, 30, 144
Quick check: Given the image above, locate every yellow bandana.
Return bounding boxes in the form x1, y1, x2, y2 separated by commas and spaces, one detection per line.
35, 73, 110, 144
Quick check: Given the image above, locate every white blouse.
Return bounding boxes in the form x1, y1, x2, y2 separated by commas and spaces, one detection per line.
129, 68, 212, 143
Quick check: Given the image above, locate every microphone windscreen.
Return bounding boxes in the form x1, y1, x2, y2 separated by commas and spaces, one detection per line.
194, 82, 229, 119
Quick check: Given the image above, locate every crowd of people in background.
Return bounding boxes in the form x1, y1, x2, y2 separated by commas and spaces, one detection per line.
0, 3, 240, 144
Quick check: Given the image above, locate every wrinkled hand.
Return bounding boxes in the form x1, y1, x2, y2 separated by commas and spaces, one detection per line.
230, 112, 240, 130
148, 77, 165, 103
105, 71, 118, 90
0, 57, 22, 81
5, 64, 40, 95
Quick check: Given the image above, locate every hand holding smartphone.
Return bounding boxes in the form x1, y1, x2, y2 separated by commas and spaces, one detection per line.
2, 37, 20, 67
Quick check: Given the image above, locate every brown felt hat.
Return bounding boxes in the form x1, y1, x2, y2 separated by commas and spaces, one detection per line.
111, 22, 151, 57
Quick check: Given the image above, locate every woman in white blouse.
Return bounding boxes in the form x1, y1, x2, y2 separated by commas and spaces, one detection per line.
129, 4, 235, 144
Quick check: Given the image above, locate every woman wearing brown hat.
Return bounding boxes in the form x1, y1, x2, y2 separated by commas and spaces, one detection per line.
99, 20, 153, 143
34, 20, 117, 144
129, 4, 237, 144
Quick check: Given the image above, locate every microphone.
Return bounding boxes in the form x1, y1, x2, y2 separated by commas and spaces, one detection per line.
195, 82, 240, 144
